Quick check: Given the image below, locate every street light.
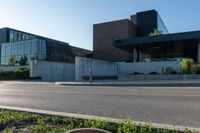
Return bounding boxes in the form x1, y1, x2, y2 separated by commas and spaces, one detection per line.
89, 60, 93, 84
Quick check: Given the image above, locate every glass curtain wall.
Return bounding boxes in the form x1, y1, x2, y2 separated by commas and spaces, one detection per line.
137, 40, 198, 62
9, 30, 36, 42
157, 14, 169, 34
1, 39, 46, 65
138, 43, 184, 62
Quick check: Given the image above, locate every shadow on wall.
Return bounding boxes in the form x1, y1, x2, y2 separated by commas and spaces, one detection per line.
30, 60, 75, 82
75, 57, 118, 81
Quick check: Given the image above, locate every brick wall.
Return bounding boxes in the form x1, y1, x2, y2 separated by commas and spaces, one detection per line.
93, 19, 136, 62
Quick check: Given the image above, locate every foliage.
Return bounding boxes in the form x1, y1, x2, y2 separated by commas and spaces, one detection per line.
8, 56, 17, 66
191, 64, 200, 74
149, 29, 162, 36
129, 72, 144, 75
0, 68, 29, 80
180, 58, 195, 74
0, 109, 196, 133
165, 67, 177, 74
148, 71, 159, 74
14, 68, 30, 79
18, 56, 28, 66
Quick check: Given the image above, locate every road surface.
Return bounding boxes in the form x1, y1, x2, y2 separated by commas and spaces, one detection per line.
0, 81, 200, 128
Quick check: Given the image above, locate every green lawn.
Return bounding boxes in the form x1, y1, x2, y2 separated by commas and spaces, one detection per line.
0, 109, 196, 133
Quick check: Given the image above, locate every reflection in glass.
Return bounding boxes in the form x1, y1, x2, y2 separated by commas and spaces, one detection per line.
1, 39, 46, 65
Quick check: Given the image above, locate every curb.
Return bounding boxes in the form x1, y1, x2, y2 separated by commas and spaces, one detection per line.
66, 128, 112, 133
55, 82, 200, 87
0, 105, 199, 132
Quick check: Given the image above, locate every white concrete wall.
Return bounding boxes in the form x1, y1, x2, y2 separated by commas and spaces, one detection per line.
30, 60, 75, 82
118, 61, 180, 75
0, 65, 29, 71
75, 57, 118, 81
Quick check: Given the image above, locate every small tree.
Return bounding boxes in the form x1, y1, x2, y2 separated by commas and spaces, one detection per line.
19, 56, 28, 66
8, 56, 17, 66
180, 58, 195, 74
149, 29, 162, 36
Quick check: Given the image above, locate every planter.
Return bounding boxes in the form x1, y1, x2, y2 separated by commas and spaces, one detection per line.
118, 74, 200, 81
66, 128, 111, 133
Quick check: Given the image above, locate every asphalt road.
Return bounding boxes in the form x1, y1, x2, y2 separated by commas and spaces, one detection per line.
0, 81, 200, 128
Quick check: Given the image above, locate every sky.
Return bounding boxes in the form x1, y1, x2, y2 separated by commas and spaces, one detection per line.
0, 0, 200, 50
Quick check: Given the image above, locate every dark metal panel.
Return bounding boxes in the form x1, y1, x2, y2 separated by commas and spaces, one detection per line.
136, 10, 157, 37
113, 30, 200, 48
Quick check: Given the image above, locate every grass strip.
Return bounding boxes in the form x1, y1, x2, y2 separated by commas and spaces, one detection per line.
0, 109, 197, 133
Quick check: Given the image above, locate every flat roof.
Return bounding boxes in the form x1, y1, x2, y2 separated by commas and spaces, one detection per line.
113, 30, 200, 48
1, 27, 70, 46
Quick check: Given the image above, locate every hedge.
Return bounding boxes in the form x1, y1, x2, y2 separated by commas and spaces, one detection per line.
0, 68, 30, 80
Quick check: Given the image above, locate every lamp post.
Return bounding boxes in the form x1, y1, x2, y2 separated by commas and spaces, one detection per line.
89, 60, 93, 84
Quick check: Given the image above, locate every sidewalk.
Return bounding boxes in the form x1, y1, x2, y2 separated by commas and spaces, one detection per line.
55, 79, 200, 86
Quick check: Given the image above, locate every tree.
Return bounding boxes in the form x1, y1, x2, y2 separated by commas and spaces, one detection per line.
8, 56, 17, 66
19, 56, 28, 66
149, 29, 162, 36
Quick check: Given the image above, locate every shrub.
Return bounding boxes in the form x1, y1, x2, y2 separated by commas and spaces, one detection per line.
180, 58, 195, 74
165, 67, 177, 74
148, 71, 159, 74
129, 72, 144, 75
149, 29, 162, 36
170, 71, 177, 74
18, 56, 28, 66
191, 64, 200, 74
0, 68, 29, 80
8, 56, 17, 66
14, 68, 30, 79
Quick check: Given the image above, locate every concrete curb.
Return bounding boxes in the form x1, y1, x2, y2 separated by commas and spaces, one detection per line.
66, 128, 112, 133
55, 81, 200, 87
0, 105, 199, 132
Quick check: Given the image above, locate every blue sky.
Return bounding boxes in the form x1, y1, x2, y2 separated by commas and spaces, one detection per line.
0, 0, 200, 50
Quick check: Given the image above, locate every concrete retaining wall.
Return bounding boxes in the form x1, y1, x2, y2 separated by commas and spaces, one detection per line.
119, 74, 200, 81
30, 60, 75, 82
75, 57, 118, 81
118, 61, 180, 75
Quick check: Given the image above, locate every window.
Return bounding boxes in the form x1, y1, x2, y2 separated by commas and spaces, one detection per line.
11, 44, 18, 55
157, 14, 168, 34
6, 44, 11, 57
9, 32, 14, 42
31, 42, 37, 54
9, 30, 37, 42
18, 42, 24, 56
24, 42, 31, 54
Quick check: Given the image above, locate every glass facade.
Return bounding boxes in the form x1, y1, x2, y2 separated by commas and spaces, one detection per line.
0, 28, 91, 65
9, 30, 36, 42
1, 39, 46, 65
157, 14, 169, 34
137, 40, 198, 62
139, 44, 183, 62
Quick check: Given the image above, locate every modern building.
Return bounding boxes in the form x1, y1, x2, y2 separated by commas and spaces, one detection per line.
94, 10, 200, 63
0, 27, 91, 65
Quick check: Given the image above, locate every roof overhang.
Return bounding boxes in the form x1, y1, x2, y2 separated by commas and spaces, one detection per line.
113, 30, 200, 50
